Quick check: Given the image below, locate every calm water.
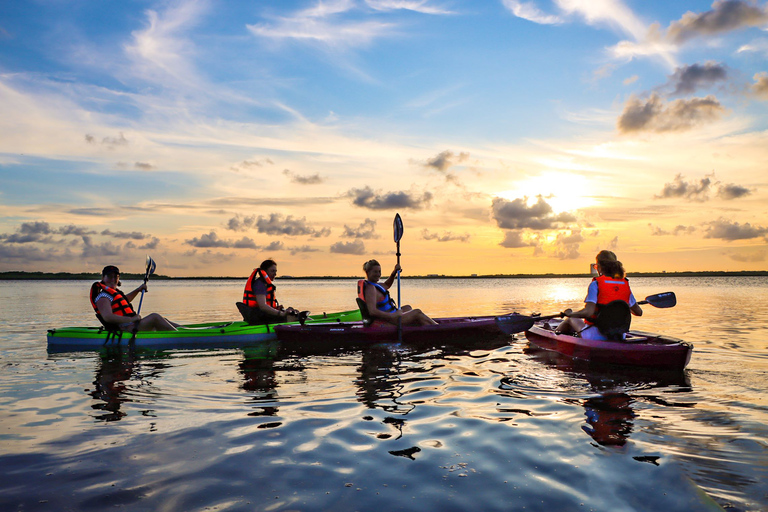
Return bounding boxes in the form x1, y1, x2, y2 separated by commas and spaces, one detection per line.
1, 277, 767, 511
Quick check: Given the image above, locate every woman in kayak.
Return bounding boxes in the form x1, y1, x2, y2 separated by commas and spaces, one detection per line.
555, 250, 642, 339
241, 259, 305, 324
90, 265, 179, 331
359, 259, 437, 326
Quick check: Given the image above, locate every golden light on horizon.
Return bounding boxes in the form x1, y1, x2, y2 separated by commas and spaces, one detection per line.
498, 172, 597, 214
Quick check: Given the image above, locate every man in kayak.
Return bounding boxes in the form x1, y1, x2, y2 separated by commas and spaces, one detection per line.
90, 265, 179, 331
358, 259, 437, 326
555, 250, 642, 340
240, 259, 306, 324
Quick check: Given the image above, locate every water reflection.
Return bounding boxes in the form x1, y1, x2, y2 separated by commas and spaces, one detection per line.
239, 344, 281, 417
89, 348, 170, 422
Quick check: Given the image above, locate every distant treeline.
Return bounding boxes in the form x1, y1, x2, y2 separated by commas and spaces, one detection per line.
1, 270, 766, 280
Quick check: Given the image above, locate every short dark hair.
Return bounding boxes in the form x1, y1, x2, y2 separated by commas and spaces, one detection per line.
259, 259, 277, 271
101, 265, 120, 276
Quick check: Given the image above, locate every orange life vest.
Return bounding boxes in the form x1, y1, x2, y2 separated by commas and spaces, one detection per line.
585, 275, 631, 326
90, 282, 137, 318
357, 279, 397, 313
243, 268, 278, 309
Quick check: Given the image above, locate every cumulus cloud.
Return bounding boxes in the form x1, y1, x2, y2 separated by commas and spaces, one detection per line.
0, 244, 62, 262
667, 62, 728, 95
649, 223, 697, 236
330, 239, 366, 254
618, 93, 726, 134
81, 236, 122, 258
185, 231, 258, 249
667, 1, 768, 44
703, 218, 768, 240
1, 221, 96, 243
752, 72, 768, 100
421, 150, 470, 172
226, 214, 257, 232
655, 174, 752, 201
283, 169, 325, 184
552, 230, 584, 260
288, 244, 321, 255
655, 174, 713, 202
343, 218, 379, 239
491, 196, 577, 231
101, 229, 149, 240
421, 228, 470, 243
256, 213, 331, 237
347, 186, 433, 210
499, 230, 534, 248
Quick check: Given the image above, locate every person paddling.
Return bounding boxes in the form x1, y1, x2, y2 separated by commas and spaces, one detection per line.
555, 250, 642, 340
90, 265, 179, 331
357, 259, 436, 326
240, 259, 305, 324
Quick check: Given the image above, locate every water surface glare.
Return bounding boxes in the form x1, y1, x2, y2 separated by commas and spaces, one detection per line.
1, 277, 766, 511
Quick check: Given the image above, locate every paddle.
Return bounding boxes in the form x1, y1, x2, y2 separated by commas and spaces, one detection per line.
495, 291, 677, 335
394, 213, 403, 342
136, 255, 156, 315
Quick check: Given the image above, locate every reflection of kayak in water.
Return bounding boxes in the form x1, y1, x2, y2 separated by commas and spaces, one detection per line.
523, 321, 693, 370
47, 310, 362, 350
274, 315, 504, 347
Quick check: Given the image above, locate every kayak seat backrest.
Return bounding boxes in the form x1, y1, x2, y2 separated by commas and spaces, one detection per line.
595, 300, 632, 341
355, 298, 373, 327
236, 302, 266, 325
95, 313, 121, 334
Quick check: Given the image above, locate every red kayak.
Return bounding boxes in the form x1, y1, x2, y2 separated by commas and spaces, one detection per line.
274, 315, 503, 347
524, 321, 693, 370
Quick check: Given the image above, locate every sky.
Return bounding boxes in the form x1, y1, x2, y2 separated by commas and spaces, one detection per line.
1, 0, 767, 277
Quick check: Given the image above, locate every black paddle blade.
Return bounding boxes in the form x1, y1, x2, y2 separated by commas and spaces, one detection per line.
495, 314, 536, 335
644, 291, 676, 308
393, 213, 403, 243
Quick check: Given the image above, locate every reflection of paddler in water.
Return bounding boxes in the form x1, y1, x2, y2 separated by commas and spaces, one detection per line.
90, 350, 137, 422
582, 392, 635, 447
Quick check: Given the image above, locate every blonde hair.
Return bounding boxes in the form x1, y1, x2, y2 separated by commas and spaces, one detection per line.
362, 259, 380, 273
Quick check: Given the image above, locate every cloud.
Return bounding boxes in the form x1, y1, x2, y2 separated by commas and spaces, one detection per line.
422, 150, 470, 172
101, 229, 149, 240
140, 237, 160, 250
364, 0, 454, 15
703, 218, 768, 240
421, 228, 470, 243
288, 244, 321, 255
257, 213, 331, 237
648, 223, 697, 236
283, 169, 325, 184
231, 158, 274, 172
667, 1, 768, 44
59, 224, 97, 236
0, 244, 62, 262
655, 174, 713, 202
502, 0, 562, 25
226, 214, 257, 231
1, 221, 97, 243
343, 218, 379, 239
102, 132, 129, 148
330, 239, 366, 254
491, 196, 577, 230
499, 230, 534, 248
717, 183, 752, 200
233, 237, 258, 249
81, 236, 122, 258
185, 231, 257, 249
264, 241, 285, 251
728, 250, 767, 262
247, 1, 396, 49
135, 162, 155, 170
667, 62, 728, 95
347, 186, 433, 210
752, 72, 768, 100
617, 93, 726, 134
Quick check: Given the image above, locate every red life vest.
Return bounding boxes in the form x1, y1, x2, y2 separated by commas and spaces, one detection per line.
243, 268, 278, 309
89, 282, 137, 318
585, 275, 631, 326
357, 279, 397, 313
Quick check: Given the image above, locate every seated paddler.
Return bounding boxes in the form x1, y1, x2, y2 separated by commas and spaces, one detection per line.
90, 265, 178, 332
240, 259, 306, 325
555, 250, 643, 340
358, 259, 436, 326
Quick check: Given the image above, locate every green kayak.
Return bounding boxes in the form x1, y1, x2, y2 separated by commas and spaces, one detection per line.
47, 309, 362, 350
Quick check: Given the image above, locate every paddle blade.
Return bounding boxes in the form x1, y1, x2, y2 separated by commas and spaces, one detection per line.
495, 314, 536, 335
644, 291, 676, 308
145, 255, 156, 280
393, 213, 403, 243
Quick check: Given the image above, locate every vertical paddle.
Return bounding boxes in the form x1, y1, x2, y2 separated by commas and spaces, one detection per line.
394, 213, 404, 342
136, 255, 156, 315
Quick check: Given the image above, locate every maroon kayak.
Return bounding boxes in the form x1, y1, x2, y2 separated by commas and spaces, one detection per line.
524, 321, 693, 370
274, 315, 503, 346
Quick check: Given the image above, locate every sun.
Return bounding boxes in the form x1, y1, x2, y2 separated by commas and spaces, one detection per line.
497, 172, 595, 213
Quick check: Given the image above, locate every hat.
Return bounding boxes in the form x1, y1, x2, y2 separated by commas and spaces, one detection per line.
101, 265, 120, 276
